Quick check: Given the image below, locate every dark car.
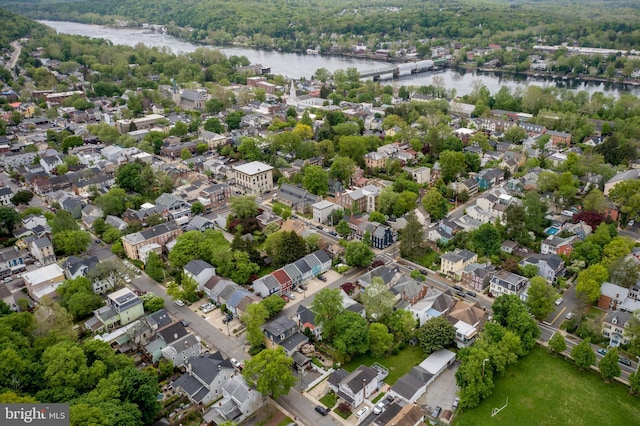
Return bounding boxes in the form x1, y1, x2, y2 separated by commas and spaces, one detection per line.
315, 406, 328, 416
453, 285, 463, 292
180, 320, 189, 327
317, 275, 327, 282
619, 357, 632, 366
465, 290, 477, 297
456, 291, 466, 298
329, 231, 338, 236
431, 406, 442, 419
597, 348, 607, 356
420, 269, 428, 275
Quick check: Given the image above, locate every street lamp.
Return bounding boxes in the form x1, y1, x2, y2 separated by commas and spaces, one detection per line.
482, 358, 490, 379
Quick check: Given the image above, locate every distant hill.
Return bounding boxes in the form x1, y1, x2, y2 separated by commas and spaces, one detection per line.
0, 7, 48, 48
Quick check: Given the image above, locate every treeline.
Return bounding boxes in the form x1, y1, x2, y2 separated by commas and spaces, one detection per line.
4, 1, 640, 52
0, 8, 49, 49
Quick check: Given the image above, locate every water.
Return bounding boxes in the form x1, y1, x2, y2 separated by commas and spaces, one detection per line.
39, 20, 640, 98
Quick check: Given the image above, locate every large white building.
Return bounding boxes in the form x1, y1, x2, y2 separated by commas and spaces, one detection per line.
231, 161, 274, 194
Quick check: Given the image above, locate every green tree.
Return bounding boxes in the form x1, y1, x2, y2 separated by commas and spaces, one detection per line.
311, 288, 344, 340
10, 190, 34, 205
243, 302, 269, 348
180, 148, 193, 160
330, 156, 356, 182
145, 252, 165, 282
204, 117, 225, 133
191, 201, 205, 215
439, 150, 466, 182
583, 188, 607, 213
101, 227, 121, 244
417, 316, 456, 354
95, 188, 128, 217
548, 332, 567, 354
261, 294, 286, 318
399, 212, 425, 258
118, 367, 161, 425
0, 206, 20, 232
599, 347, 621, 381
332, 310, 370, 360
368, 323, 394, 357
608, 180, 640, 221
41, 341, 89, 395
503, 126, 526, 143
143, 296, 165, 313
52, 230, 91, 255
576, 264, 608, 303
167, 274, 198, 302
525, 276, 559, 320
344, 241, 374, 267
421, 188, 448, 221
49, 210, 80, 234
335, 219, 352, 238
169, 121, 188, 137
630, 372, 640, 396
571, 339, 596, 370
242, 347, 296, 399
225, 111, 243, 130
503, 204, 531, 245
384, 309, 416, 343
361, 277, 395, 321
230, 196, 259, 219
492, 295, 540, 354
265, 231, 308, 267
469, 223, 502, 256
302, 165, 329, 196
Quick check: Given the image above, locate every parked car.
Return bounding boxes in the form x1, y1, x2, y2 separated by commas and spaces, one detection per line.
565, 312, 574, 320
35, 262, 42, 267
373, 401, 385, 415
294, 287, 303, 293
453, 285, 463, 292
315, 406, 328, 416
465, 290, 477, 298
180, 320, 189, 327
555, 297, 564, 306
299, 284, 307, 291
420, 269, 428, 275
222, 316, 232, 324
356, 407, 369, 418
452, 398, 460, 411
431, 406, 442, 420
2, 277, 11, 283
597, 348, 607, 356
456, 291, 466, 298
175, 299, 185, 307
329, 231, 337, 236
281, 295, 290, 303
285, 292, 295, 300
619, 357, 632, 366
317, 275, 327, 282
230, 358, 242, 369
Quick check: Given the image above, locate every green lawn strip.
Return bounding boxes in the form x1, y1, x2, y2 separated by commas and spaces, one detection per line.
407, 250, 440, 270
319, 392, 337, 408
276, 417, 293, 426
342, 345, 425, 385
371, 392, 386, 403
454, 347, 640, 426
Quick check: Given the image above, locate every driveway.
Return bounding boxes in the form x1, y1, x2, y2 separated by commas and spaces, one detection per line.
418, 361, 460, 414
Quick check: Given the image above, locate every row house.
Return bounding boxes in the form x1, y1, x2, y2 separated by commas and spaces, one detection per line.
28, 175, 52, 196
440, 249, 478, 281
335, 184, 381, 213
121, 221, 183, 261
546, 129, 572, 146
353, 221, 396, 249
489, 270, 528, 300
0, 247, 26, 279
251, 250, 332, 298
200, 183, 232, 207
519, 253, 566, 283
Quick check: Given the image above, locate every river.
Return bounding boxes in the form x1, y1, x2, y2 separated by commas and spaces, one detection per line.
39, 20, 640, 98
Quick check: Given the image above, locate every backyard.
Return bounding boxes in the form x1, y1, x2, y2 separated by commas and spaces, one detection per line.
342, 344, 425, 385
454, 347, 640, 426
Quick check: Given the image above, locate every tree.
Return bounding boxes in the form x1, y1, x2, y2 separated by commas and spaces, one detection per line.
0, 206, 20, 232
583, 188, 607, 213
180, 148, 192, 160
118, 367, 161, 425
49, 210, 80, 234
399, 212, 425, 258
243, 303, 269, 348
336, 220, 352, 238
384, 309, 416, 343
523, 191, 548, 235
311, 288, 344, 340
571, 339, 596, 370
417, 316, 456, 354
332, 310, 370, 360
608, 180, 640, 221
599, 347, 621, 381
421, 188, 448, 221
503, 204, 531, 245
191, 201, 205, 215
230, 196, 259, 219
439, 150, 466, 182
265, 231, 308, 268
145, 252, 165, 282
10, 190, 33, 205
525, 276, 558, 320
261, 294, 286, 318
469, 223, 502, 256
368, 323, 394, 357
630, 371, 640, 396
101, 227, 121, 244
242, 347, 296, 399
167, 274, 198, 303
204, 117, 225, 133
503, 126, 526, 143
608, 257, 640, 288
169, 121, 188, 137
548, 332, 566, 355
302, 165, 329, 196
344, 241, 374, 267
492, 295, 540, 354
41, 341, 89, 394
330, 156, 356, 182
361, 277, 395, 321
143, 296, 165, 313
95, 188, 128, 217
52, 230, 91, 255
576, 264, 608, 303
225, 111, 243, 130
369, 211, 386, 224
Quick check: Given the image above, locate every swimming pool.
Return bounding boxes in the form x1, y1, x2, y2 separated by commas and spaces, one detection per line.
545, 226, 560, 235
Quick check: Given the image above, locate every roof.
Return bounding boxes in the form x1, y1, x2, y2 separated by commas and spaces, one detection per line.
391, 371, 428, 400
272, 269, 292, 285
280, 331, 309, 352
264, 316, 296, 340
184, 259, 215, 277
146, 309, 173, 329
158, 321, 189, 344
293, 258, 311, 274
419, 348, 456, 374
186, 351, 231, 385
23, 263, 64, 286
32, 236, 52, 249
342, 365, 378, 393
232, 161, 273, 175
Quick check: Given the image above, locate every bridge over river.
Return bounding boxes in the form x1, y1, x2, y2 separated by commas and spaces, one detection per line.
359, 58, 447, 80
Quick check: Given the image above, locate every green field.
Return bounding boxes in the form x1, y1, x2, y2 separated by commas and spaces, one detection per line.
342, 345, 425, 385
454, 347, 640, 426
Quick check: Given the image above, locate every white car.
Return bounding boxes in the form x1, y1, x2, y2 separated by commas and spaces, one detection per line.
555, 297, 563, 306
35, 262, 42, 267
230, 358, 242, 369
175, 299, 185, 307
373, 402, 385, 415
356, 407, 369, 418
285, 292, 295, 300
565, 312, 574, 320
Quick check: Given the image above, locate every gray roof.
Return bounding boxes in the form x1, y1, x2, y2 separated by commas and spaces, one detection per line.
293, 258, 311, 274
184, 259, 214, 277
280, 331, 309, 352
312, 249, 332, 264
283, 264, 302, 281
277, 183, 320, 206
391, 371, 427, 400
186, 351, 230, 385
263, 316, 296, 341
32, 237, 52, 249
146, 309, 173, 329
158, 322, 189, 344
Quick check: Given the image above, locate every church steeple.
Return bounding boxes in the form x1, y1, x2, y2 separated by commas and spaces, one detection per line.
289, 79, 296, 99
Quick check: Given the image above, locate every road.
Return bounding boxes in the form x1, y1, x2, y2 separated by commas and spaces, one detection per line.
7, 41, 21, 77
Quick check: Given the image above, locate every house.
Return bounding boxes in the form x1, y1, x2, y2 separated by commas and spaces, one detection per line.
475, 168, 504, 190
251, 250, 331, 297
461, 263, 495, 291
160, 329, 200, 367
105, 215, 128, 231
540, 235, 574, 256
440, 249, 478, 281
0, 187, 13, 205
335, 185, 381, 213
379, 404, 424, 426
170, 351, 235, 406
62, 255, 99, 280
156, 193, 191, 220
604, 168, 640, 196
409, 287, 456, 326
205, 375, 267, 425
86, 287, 145, 333
427, 220, 460, 244
185, 215, 216, 232
519, 253, 566, 283
602, 311, 636, 347
200, 183, 232, 206
29, 237, 55, 265
408, 166, 431, 185
489, 270, 528, 299
388, 349, 456, 404
296, 304, 321, 341
447, 300, 487, 348
183, 259, 216, 291
142, 320, 190, 362
263, 316, 300, 351
121, 222, 182, 261
276, 183, 320, 213
231, 161, 274, 194
0, 246, 26, 278
328, 365, 380, 408
598, 282, 640, 313
357, 265, 400, 289
500, 240, 519, 254
392, 275, 429, 306
370, 223, 396, 250
456, 178, 479, 197
312, 200, 339, 224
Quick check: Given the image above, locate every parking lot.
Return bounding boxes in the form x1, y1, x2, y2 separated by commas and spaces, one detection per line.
418, 361, 460, 415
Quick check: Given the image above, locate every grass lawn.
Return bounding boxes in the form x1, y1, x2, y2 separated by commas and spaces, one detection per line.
320, 392, 337, 409
454, 347, 640, 426
276, 417, 293, 426
372, 392, 386, 403
408, 249, 440, 270
342, 345, 425, 385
